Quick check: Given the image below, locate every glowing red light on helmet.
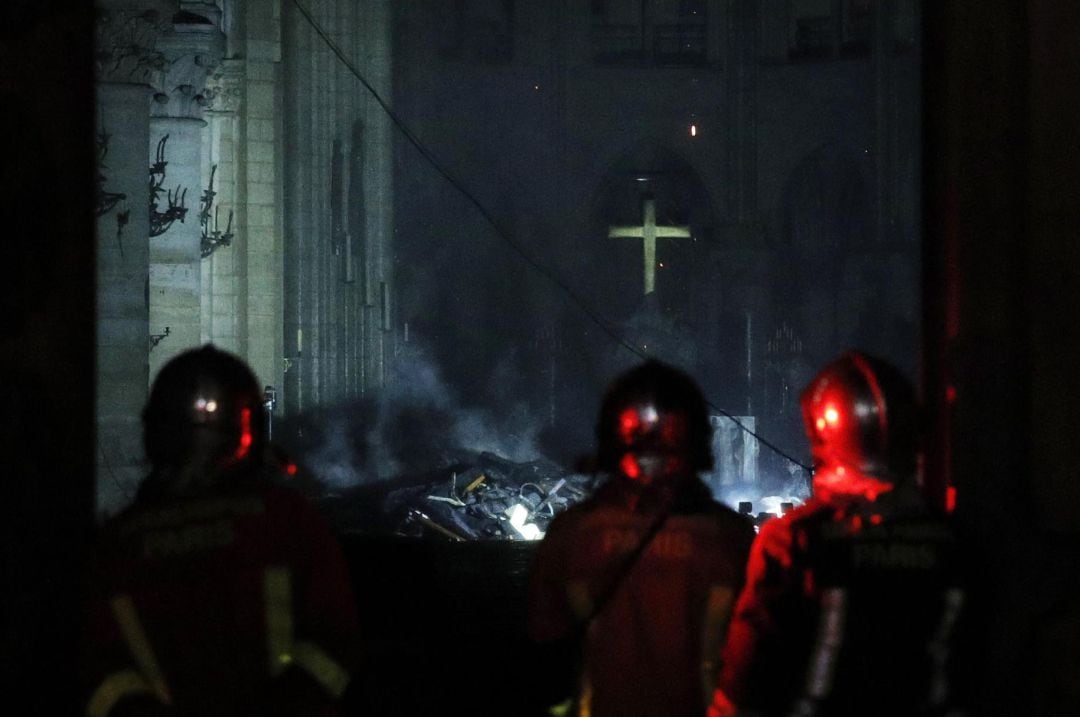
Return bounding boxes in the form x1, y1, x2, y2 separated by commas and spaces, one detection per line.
234, 407, 253, 460
620, 452, 641, 480
286, 462, 298, 476
618, 407, 641, 443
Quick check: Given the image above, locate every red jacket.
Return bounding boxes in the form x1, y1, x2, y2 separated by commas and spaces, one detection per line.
83, 474, 359, 717
528, 476, 754, 717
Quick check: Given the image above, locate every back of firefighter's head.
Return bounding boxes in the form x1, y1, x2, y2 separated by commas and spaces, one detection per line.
596, 360, 712, 487
143, 345, 265, 480
800, 351, 919, 485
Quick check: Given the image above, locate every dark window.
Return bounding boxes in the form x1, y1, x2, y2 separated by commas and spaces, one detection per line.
591, 0, 707, 67
788, 0, 875, 62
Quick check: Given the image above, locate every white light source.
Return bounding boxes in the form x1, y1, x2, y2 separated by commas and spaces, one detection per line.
507, 503, 544, 540
690, 124, 698, 137
759, 495, 803, 517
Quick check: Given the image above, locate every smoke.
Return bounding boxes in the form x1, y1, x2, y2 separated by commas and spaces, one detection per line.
291, 344, 545, 490
290, 344, 808, 504
449, 402, 543, 464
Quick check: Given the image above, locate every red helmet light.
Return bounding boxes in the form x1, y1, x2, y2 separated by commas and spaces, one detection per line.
620, 452, 642, 480
618, 407, 642, 443
234, 407, 253, 460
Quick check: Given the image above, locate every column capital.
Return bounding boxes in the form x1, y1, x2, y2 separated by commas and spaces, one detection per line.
204, 58, 245, 115
94, 1, 178, 85
150, 6, 226, 120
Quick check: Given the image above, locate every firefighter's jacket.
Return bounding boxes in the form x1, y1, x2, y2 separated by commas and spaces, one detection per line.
528, 476, 755, 717
83, 473, 359, 717
715, 496, 965, 717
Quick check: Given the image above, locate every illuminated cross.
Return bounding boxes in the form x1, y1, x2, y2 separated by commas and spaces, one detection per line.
608, 198, 690, 295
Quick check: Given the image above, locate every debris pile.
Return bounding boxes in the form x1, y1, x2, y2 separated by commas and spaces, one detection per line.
386, 452, 594, 541
313, 450, 808, 540
315, 451, 595, 541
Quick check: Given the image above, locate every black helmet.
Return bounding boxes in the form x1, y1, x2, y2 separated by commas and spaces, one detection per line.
143, 345, 266, 471
799, 351, 919, 483
596, 360, 712, 484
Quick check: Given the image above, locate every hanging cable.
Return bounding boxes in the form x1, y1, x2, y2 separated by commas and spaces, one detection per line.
287, 0, 811, 473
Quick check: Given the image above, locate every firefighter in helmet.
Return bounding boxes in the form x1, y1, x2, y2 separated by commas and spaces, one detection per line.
528, 360, 755, 717
712, 351, 965, 717
83, 346, 359, 717
138, 343, 268, 498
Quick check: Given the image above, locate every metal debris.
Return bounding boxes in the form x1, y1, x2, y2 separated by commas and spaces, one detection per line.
383, 452, 594, 541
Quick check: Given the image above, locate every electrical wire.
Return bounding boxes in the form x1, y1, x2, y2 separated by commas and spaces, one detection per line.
288, 0, 812, 473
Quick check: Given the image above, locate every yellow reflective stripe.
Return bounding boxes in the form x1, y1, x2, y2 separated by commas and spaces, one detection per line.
86, 669, 154, 717
293, 640, 351, 698
264, 566, 294, 675
547, 698, 573, 717
109, 595, 171, 705
264, 566, 350, 698
577, 672, 592, 717
701, 585, 736, 704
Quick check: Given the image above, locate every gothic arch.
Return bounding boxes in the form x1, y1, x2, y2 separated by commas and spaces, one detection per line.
590, 140, 720, 236
582, 140, 718, 320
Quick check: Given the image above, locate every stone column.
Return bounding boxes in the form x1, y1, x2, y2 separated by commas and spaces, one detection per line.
95, 0, 176, 516
201, 58, 245, 354
148, 7, 224, 381
361, 0, 394, 392
242, 0, 285, 411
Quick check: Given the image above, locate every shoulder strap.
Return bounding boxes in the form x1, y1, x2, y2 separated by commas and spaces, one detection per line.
582, 507, 671, 626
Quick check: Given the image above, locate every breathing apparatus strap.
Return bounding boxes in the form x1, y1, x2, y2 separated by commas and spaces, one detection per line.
583, 505, 672, 626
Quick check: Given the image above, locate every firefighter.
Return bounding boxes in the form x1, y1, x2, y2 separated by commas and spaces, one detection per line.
528, 360, 755, 717
83, 346, 359, 717
712, 351, 965, 717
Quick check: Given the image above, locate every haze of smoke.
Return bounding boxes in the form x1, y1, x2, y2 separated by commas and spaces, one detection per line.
451, 401, 543, 464
305, 415, 363, 489
301, 346, 544, 490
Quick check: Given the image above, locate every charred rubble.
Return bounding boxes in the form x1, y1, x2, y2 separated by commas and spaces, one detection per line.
311, 451, 596, 541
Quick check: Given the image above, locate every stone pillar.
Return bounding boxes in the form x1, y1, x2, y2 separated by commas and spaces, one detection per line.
282, 0, 309, 415
148, 7, 224, 382
201, 58, 245, 355
361, 0, 394, 392
280, 0, 391, 413
242, 0, 285, 409
94, 0, 176, 516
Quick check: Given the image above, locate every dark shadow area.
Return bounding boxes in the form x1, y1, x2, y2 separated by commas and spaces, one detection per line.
344, 536, 546, 716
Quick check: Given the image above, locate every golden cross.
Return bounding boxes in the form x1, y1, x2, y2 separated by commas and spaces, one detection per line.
608, 198, 690, 295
